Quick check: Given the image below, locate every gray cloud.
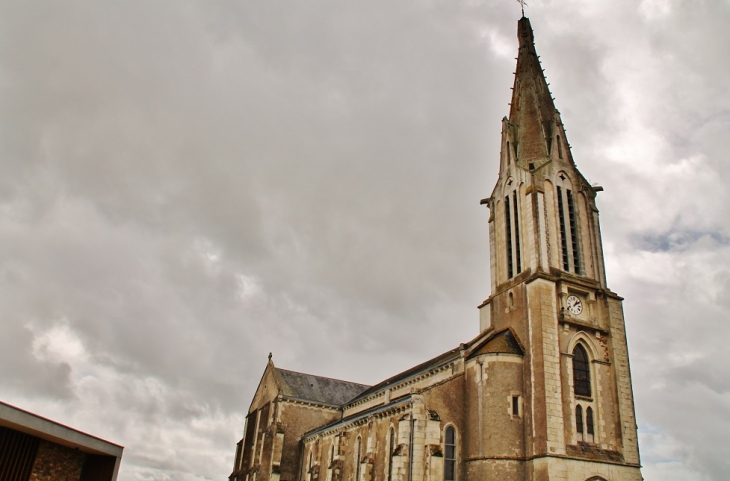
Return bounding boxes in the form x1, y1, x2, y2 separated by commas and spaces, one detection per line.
0, 0, 728, 479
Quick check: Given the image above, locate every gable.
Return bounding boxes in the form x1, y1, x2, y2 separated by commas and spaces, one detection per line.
467, 328, 524, 358
248, 362, 281, 414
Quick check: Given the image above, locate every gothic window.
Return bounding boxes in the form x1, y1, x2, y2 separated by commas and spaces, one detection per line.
573, 344, 591, 397
387, 428, 395, 481
513, 191, 522, 273
586, 407, 595, 442
566, 189, 581, 274
505, 197, 513, 278
576, 405, 584, 439
444, 427, 456, 481
504, 189, 522, 280
355, 437, 362, 481
556, 182, 581, 274
557, 186, 570, 271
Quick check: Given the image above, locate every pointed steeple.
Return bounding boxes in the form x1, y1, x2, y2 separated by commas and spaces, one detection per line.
507, 17, 565, 171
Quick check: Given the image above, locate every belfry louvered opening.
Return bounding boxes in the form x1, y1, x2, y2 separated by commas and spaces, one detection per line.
557, 185, 581, 275
505, 197, 513, 279
512, 191, 522, 273
566, 189, 581, 274
504, 190, 522, 280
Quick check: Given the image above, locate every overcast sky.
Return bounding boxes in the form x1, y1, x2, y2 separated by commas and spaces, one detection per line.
1, 1, 728, 480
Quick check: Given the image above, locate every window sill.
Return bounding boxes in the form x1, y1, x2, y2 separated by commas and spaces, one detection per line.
575, 395, 593, 402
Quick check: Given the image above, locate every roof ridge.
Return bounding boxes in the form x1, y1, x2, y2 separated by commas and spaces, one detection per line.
275, 367, 371, 387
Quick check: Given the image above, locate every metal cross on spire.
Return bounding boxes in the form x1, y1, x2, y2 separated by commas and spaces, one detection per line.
516, 0, 528, 17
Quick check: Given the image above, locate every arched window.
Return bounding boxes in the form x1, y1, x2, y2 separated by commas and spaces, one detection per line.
444, 427, 456, 481
355, 437, 362, 481
387, 428, 395, 481
586, 407, 595, 442
330, 443, 335, 464
576, 405, 584, 438
572, 344, 591, 397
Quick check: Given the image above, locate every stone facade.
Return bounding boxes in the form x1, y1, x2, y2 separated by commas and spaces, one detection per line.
230, 16, 642, 481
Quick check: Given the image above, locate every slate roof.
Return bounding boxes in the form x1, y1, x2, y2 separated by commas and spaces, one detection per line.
272, 328, 524, 411
467, 328, 524, 357
346, 347, 461, 405
275, 368, 370, 406
346, 327, 524, 406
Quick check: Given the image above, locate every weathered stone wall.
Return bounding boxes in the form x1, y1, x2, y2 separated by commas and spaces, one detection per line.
606, 297, 640, 465
463, 353, 525, 481
279, 402, 341, 481
530, 456, 643, 481
301, 374, 469, 481
29, 439, 85, 481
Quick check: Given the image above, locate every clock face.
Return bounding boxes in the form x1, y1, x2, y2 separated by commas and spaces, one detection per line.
566, 295, 583, 315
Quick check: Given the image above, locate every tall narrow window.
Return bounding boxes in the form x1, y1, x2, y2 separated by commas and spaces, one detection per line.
355, 437, 362, 481
586, 407, 595, 441
387, 428, 395, 481
512, 191, 522, 273
505, 197, 513, 279
557, 186, 569, 271
572, 345, 591, 397
557, 135, 563, 159
506, 141, 511, 164
512, 396, 520, 416
444, 427, 456, 481
576, 405, 584, 438
566, 189, 581, 274
330, 444, 334, 464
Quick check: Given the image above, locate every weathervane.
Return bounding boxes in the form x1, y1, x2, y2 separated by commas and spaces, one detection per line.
516, 0, 527, 17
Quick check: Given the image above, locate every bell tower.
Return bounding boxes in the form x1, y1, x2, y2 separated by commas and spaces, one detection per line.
478, 17, 642, 480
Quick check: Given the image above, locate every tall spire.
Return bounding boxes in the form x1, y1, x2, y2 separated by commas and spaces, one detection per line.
507, 17, 563, 171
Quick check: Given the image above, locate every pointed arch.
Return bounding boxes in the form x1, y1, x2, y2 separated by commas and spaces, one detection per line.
586, 407, 594, 436
575, 404, 584, 436
567, 331, 600, 360
573, 344, 591, 397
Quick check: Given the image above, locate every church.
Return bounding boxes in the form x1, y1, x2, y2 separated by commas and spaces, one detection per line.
228, 17, 642, 481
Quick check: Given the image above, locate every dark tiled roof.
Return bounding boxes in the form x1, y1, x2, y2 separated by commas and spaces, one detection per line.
347, 347, 462, 404
467, 328, 524, 357
276, 368, 370, 406
348, 328, 524, 405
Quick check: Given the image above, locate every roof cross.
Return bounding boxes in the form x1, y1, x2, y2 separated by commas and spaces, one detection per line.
516, 0, 528, 17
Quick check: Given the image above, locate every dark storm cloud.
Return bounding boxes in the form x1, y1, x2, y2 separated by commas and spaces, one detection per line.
0, 1, 729, 480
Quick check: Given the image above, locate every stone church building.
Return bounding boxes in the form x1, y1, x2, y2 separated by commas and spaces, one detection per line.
229, 17, 642, 481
